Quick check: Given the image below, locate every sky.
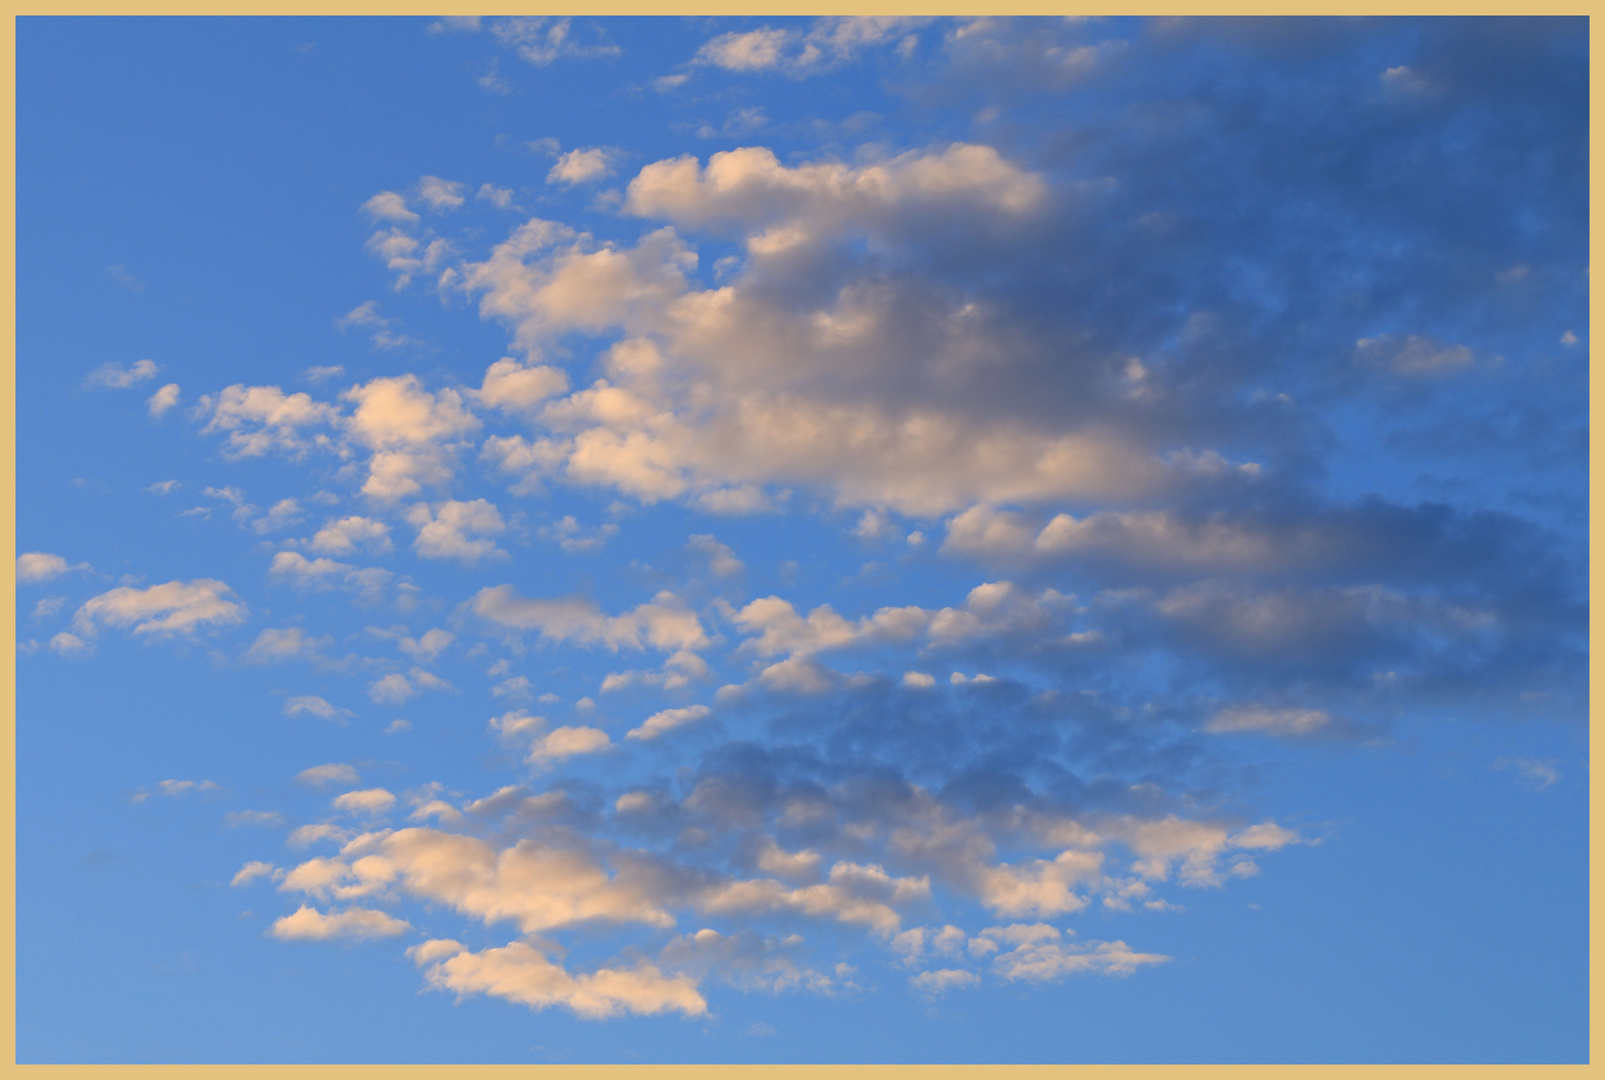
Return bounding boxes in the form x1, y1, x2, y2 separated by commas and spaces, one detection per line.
14, 15, 1589, 1064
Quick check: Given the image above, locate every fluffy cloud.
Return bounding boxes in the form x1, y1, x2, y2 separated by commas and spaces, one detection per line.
280, 827, 678, 934
413, 940, 705, 1019
689, 18, 927, 77
196, 385, 341, 459
982, 925, 1169, 981
269, 552, 391, 603
406, 499, 507, 564
147, 383, 181, 416
307, 516, 392, 556
283, 695, 353, 722
270, 905, 411, 941
84, 358, 158, 389
470, 586, 709, 653
343, 375, 481, 501
528, 725, 612, 765
72, 580, 245, 638
17, 552, 83, 583
296, 763, 360, 788
626, 705, 711, 741
548, 148, 616, 186
243, 627, 329, 663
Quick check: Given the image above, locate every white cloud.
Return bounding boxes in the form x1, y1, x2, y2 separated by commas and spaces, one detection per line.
17, 552, 82, 583
281, 826, 677, 934
333, 788, 397, 816
690, 18, 926, 77
688, 534, 743, 576
477, 357, 570, 413
537, 515, 619, 554
417, 175, 466, 211
251, 498, 304, 535
625, 704, 711, 741
1355, 333, 1474, 376
342, 375, 480, 501
360, 191, 418, 223
548, 147, 617, 186
307, 516, 392, 556
414, 939, 705, 1019
283, 695, 353, 722
196, 384, 341, 459
243, 627, 329, 663
399, 628, 455, 663
406, 499, 507, 564
296, 763, 360, 788
909, 968, 979, 995
1205, 705, 1331, 737
304, 365, 345, 384
147, 383, 181, 416
84, 358, 159, 389
470, 585, 709, 653
72, 579, 245, 638
983, 925, 1170, 981
269, 552, 392, 603
489, 17, 622, 66
477, 184, 514, 209
226, 810, 287, 828
1492, 757, 1562, 791
270, 905, 411, 941
529, 725, 612, 765
231, 861, 279, 887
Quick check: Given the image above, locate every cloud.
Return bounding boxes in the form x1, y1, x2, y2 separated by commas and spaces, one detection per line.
296, 763, 360, 788
406, 499, 507, 564
399, 628, 455, 662
280, 827, 678, 934
982, 925, 1170, 981
625, 705, 711, 741
414, 939, 705, 1019
147, 383, 181, 416
909, 968, 979, 995
1205, 705, 1331, 737
689, 18, 927, 78
1355, 334, 1475, 376
470, 585, 709, 653
342, 375, 480, 501
195, 384, 341, 459
488, 17, 622, 66
688, 534, 743, 576
528, 725, 612, 765
478, 184, 515, 209
369, 669, 454, 705
307, 516, 392, 556
269, 552, 392, 603
243, 627, 329, 663
417, 175, 466, 211
72, 579, 245, 638
226, 810, 287, 828
333, 788, 397, 815
548, 148, 617, 187
231, 861, 279, 887
360, 191, 418, 223
270, 905, 411, 941
477, 357, 570, 413
1492, 757, 1562, 790
17, 552, 85, 583
84, 358, 158, 389
283, 695, 353, 722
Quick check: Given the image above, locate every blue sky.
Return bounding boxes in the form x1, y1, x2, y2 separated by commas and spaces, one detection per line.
15, 16, 1588, 1063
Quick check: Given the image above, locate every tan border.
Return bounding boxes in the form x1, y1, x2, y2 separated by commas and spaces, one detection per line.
0, 10, 1593, 1072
